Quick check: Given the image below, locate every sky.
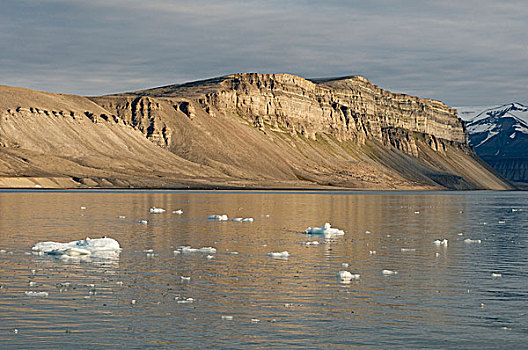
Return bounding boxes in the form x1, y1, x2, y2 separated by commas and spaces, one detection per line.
1, 0, 527, 106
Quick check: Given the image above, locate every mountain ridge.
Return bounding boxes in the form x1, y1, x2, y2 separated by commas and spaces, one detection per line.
0, 73, 512, 190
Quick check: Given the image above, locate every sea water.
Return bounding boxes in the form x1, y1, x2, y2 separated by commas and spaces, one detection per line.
0, 190, 526, 349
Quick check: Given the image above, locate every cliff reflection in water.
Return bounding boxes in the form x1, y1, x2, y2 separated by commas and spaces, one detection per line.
0, 190, 525, 349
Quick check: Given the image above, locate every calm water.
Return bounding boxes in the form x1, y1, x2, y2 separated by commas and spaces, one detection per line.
0, 190, 527, 349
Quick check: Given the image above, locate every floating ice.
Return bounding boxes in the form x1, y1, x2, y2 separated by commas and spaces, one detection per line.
206, 255, 214, 259
138, 220, 149, 224
175, 246, 217, 254
32, 237, 121, 259
268, 251, 289, 258
118, 216, 126, 219
242, 218, 254, 222
172, 209, 184, 214
498, 220, 506, 224
464, 238, 482, 244
149, 207, 166, 214
338, 271, 360, 282
401, 248, 416, 252
342, 263, 349, 267
304, 223, 344, 238
176, 296, 194, 304
369, 250, 377, 255
180, 276, 191, 281
251, 318, 260, 323
208, 214, 228, 221
414, 211, 420, 214
25, 291, 48, 297
221, 315, 233, 320
80, 206, 86, 210
492, 273, 502, 278
232, 218, 243, 222
301, 241, 320, 246
131, 299, 137, 305
382, 269, 398, 275
433, 239, 448, 246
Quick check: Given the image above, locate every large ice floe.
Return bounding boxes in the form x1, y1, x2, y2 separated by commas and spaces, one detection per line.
32, 237, 121, 260
304, 223, 344, 238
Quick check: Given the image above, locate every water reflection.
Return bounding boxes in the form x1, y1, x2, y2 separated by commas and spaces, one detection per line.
0, 190, 526, 348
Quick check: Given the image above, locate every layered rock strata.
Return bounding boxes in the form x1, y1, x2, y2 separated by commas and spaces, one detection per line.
0, 74, 512, 190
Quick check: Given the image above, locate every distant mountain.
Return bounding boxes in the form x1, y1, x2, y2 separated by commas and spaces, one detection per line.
460, 103, 528, 183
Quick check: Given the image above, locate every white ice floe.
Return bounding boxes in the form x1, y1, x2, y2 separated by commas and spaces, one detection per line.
149, 207, 166, 214
25, 291, 48, 297
80, 206, 86, 210
382, 269, 398, 275
180, 276, 191, 281
492, 273, 502, 278
304, 223, 344, 238
498, 220, 506, 224
369, 250, 377, 255
138, 220, 149, 224
175, 246, 217, 254
118, 216, 126, 219
232, 218, 243, 222
464, 238, 482, 244
401, 248, 416, 252
208, 214, 228, 221
338, 271, 360, 282
32, 237, 121, 259
342, 263, 349, 268
176, 296, 194, 304
172, 209, 184, 214
301, 241, 320, 246
268, 251, 290, 258
242, 218, 254, 222
206, 255, 214, 259
221, 315, 233, 320
433, 239, 448, 246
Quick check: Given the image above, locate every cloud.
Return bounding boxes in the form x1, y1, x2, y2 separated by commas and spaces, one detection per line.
1, 0, 527, 105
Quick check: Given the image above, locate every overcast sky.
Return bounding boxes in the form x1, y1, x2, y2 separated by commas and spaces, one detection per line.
1, 0, 526, 106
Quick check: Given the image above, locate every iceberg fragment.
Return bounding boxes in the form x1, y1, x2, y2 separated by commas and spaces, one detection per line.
338, 271, 360, 282
304, 223, 344, 238
208, 214, 228, 221
32, 237, 121, 259
149, 207, 166, 214
268, 251, 289, 258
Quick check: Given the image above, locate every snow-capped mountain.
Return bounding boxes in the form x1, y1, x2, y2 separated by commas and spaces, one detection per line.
458, 103, 528, 183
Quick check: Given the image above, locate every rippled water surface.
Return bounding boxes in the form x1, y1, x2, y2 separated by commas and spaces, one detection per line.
0, 190, 527, 349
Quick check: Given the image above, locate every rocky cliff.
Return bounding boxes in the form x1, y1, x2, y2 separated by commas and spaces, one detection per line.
0, 73, 512, 189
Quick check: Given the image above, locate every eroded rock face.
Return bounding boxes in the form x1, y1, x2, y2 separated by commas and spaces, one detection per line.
0, 74, 512, 190
197, 73, 467, 147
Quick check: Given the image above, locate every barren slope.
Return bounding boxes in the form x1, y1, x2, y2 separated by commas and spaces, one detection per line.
0, 74, 513, 189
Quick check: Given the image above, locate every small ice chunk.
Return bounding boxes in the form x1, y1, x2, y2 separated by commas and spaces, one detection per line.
172, 209, 183, 214
342, 263, 349, 268
498, 221, 505, 224
433, 239, 448, 246
138, 220, 149, 224
25, 291, 48, 297
176, 246, 216, 254
401, 248, 416, 252
180, 276, 191, 281
492, 273, 502, 278
511, 208, 518, 212
304, 223, 344, 238
251, 318, 260, 323
206, 255, 214, 259
208, 214, 228, 221
143, 249, 154, 253
338, 271, 360, 282
149, 207, 166, 214
268, 251, 290, 258
242, 218, 254, 222
221, 315, 233, 320
382, 269, 398, 275
369, 250, 376, 255
131, 299, 137, 305
414, 211, 420, 214
118, 215, 126, 219
261, 214, 271, 218
232, 218, 243, 222
464, 238, 482, 244
301, 241, 320, 246
80, 206, 86, 210
175, 296, 194, 304
365, 230, 371, 234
